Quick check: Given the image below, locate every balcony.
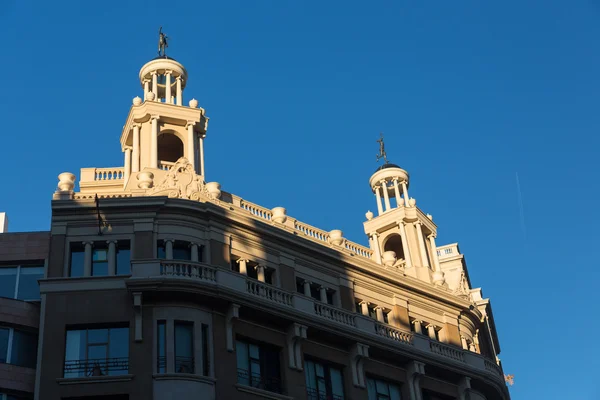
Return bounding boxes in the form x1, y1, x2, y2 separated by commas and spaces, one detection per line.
128, 260, 503, 382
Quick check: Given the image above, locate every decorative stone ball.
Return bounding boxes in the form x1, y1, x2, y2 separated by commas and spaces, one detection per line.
272, 207, 287, 224
189, 98, 199, 108
365, 211, 374, 220
409, 198, 416, 207
132, 96, 142, 106
145, 91, 156, 101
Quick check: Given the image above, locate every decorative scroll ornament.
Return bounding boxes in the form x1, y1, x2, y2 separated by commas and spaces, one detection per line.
148, 157, 209, 200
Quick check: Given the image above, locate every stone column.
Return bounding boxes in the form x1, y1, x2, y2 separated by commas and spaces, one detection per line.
381, 180, 391, 211
107, 240, 117, 276
427, 325, 437, 340
124, 147, 132, 183
319, 286, 327, 303
375, 306, 385, 323
176, 76, 182, 105
199, 133, 205, 176
461, 336, 468, 350
132, 124, 140, 173
143, 79, 150, 98
469, 342, 477, 352
375, 186, 384, 215
398, 222, 413, 268
413, 320, 422, 334
165, 239, 174, 260
370, 233, 382, 265
237, 259, 248, 275
190, 243, 199, 262
151, 72, 158, 100
393, 178, 402, 207
414, 222, 430, 268
151, 116, 159, 168
255, 265, 266, 282
165, 71, 172, 104
360, 301, 369, 316
303, 280, 311, 297
83, 242, 93, 277
186, 122, 195, 169
428, 234, 442, 272
401, 180, 410, 207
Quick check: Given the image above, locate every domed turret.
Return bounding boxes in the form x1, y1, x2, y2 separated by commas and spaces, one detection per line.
369, 160, 411, 216
139, 56, 188, 105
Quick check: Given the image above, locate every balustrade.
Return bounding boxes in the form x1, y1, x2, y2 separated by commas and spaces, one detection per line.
94, 168, 124, 181
160, 261, 216, 282
314, 303, 356, 327
485, 359, 502, 376
374, 323, 414, 346
240, 200, 273, 221
430, 341, 465, 362
246, 280, 293, 306
294, 221, 329, 243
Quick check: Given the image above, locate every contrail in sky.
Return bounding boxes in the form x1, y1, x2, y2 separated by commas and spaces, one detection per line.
515, 172, 527, 243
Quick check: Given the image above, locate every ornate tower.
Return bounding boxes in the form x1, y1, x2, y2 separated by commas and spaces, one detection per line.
119, 54, 209, 185
363, 148, 446, 286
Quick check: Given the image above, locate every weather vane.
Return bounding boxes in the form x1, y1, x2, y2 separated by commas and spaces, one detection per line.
376, 133, 388, 164
158, 27, 169, 57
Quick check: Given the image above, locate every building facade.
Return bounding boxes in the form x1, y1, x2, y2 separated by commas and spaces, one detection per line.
0, 50, 509, 400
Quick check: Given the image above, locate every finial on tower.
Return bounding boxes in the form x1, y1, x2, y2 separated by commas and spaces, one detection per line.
376, 133, 389, 164
158, 27, 169, 57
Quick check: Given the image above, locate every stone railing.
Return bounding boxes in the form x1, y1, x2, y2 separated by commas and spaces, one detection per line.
314, 302, 356, 327
437, 243, 459, 259
128, 260, 501, 383
343, 240, 374, 259
239, 200, 273, 221
159, 160, 176, 171
294, 221, 329, 243
430, 341, 465, 362
484, 359, 502, 377
94, 167, 125, 181
374, 323, 414, 346
246, 280, 293, 307
161, 261, 216, 282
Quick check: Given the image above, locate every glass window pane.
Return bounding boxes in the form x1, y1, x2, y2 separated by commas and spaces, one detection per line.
367, 379, 377, 400
65, 330, 86, 378
116, 248, 131, 275
376, 380, 390, 395
249, 343, 259, 360
174, 322, 193, 373
93, 249, 108, 262
173, 247, 191, 261
88, 329, 108, 344
108, 328, 129, 359
11, 330, 38, 368
390, 384, 402, 400
236, 341, 249, 385
70, 250, 85, 277
16, 267, 44, 300
157, 243, 166, 259
0, 328, 9, 363
0, 267, 17, 298
330, 367, 344, 398
157, 321, 166, 373
305, 360, 316, 389
88, 344, 107, 361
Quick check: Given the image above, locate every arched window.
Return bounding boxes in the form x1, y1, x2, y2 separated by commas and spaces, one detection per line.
157, 132, 184, 163
383, 234, 405, 260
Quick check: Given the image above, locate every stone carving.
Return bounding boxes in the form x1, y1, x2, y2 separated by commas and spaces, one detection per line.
148, 157, 209, 200
454, 270, 470, 298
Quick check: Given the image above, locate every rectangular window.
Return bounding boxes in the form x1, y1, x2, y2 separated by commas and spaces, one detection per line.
157, 321, 166, 373
0, 328, 8, 363
305, 359, 344, 400
201, 323, 209, 377
64, 327, 129, 378
367, 377, 402, 400
0, 266, 44, 301
157, 241, 166, 259
236, 339, 282, 394
116, 242, 131, 275
70, 245, 85, 277
174, 321, 194, 373
296, 278, 304, 294
173, 242, 192, 261
11, 330, 38, 368
92, 247, 109, 276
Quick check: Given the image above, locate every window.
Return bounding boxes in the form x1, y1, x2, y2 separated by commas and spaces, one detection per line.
174, 321, 194, 373
201, 324, 210, 377
232, 258, 274, 284
157, 240, 192, 260
0, 327, 38, 368
92, 247, 109, 277
305, 359, 344, 400
367, 377, 402, 400
0, 265, 44, 301
157, 321, 166, 373
64, 327, 129, 378
116, 242, 131, 275
296, 278, 335, 305
236, 339, 282, 394
70, 245, 85, 277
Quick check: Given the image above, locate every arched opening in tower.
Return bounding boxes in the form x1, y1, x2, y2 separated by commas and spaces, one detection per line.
383, 234, 405, 261
158, 132, 184, 163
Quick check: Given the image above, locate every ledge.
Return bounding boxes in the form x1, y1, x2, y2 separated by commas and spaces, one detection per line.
56, 374, 134, 385
153, 373, 216, 384
235, 384, 293, 400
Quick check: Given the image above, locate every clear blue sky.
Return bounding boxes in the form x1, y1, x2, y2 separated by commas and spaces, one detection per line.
2, 1, 599, 398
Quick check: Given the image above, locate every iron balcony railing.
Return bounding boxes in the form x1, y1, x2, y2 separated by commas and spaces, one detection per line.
237, 368, 283, 394
306, 387, 344, 400
175, 355, 195, 374
63, 357, 129, 377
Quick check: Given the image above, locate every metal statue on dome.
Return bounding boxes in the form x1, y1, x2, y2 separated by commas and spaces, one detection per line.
158, 27, 169, 57
376, 133, 389, 164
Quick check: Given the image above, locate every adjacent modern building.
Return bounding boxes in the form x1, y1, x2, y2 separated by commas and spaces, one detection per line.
0, 47, 510, 400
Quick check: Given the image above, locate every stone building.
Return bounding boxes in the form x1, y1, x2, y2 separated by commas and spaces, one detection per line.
1, 49, 509, 400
